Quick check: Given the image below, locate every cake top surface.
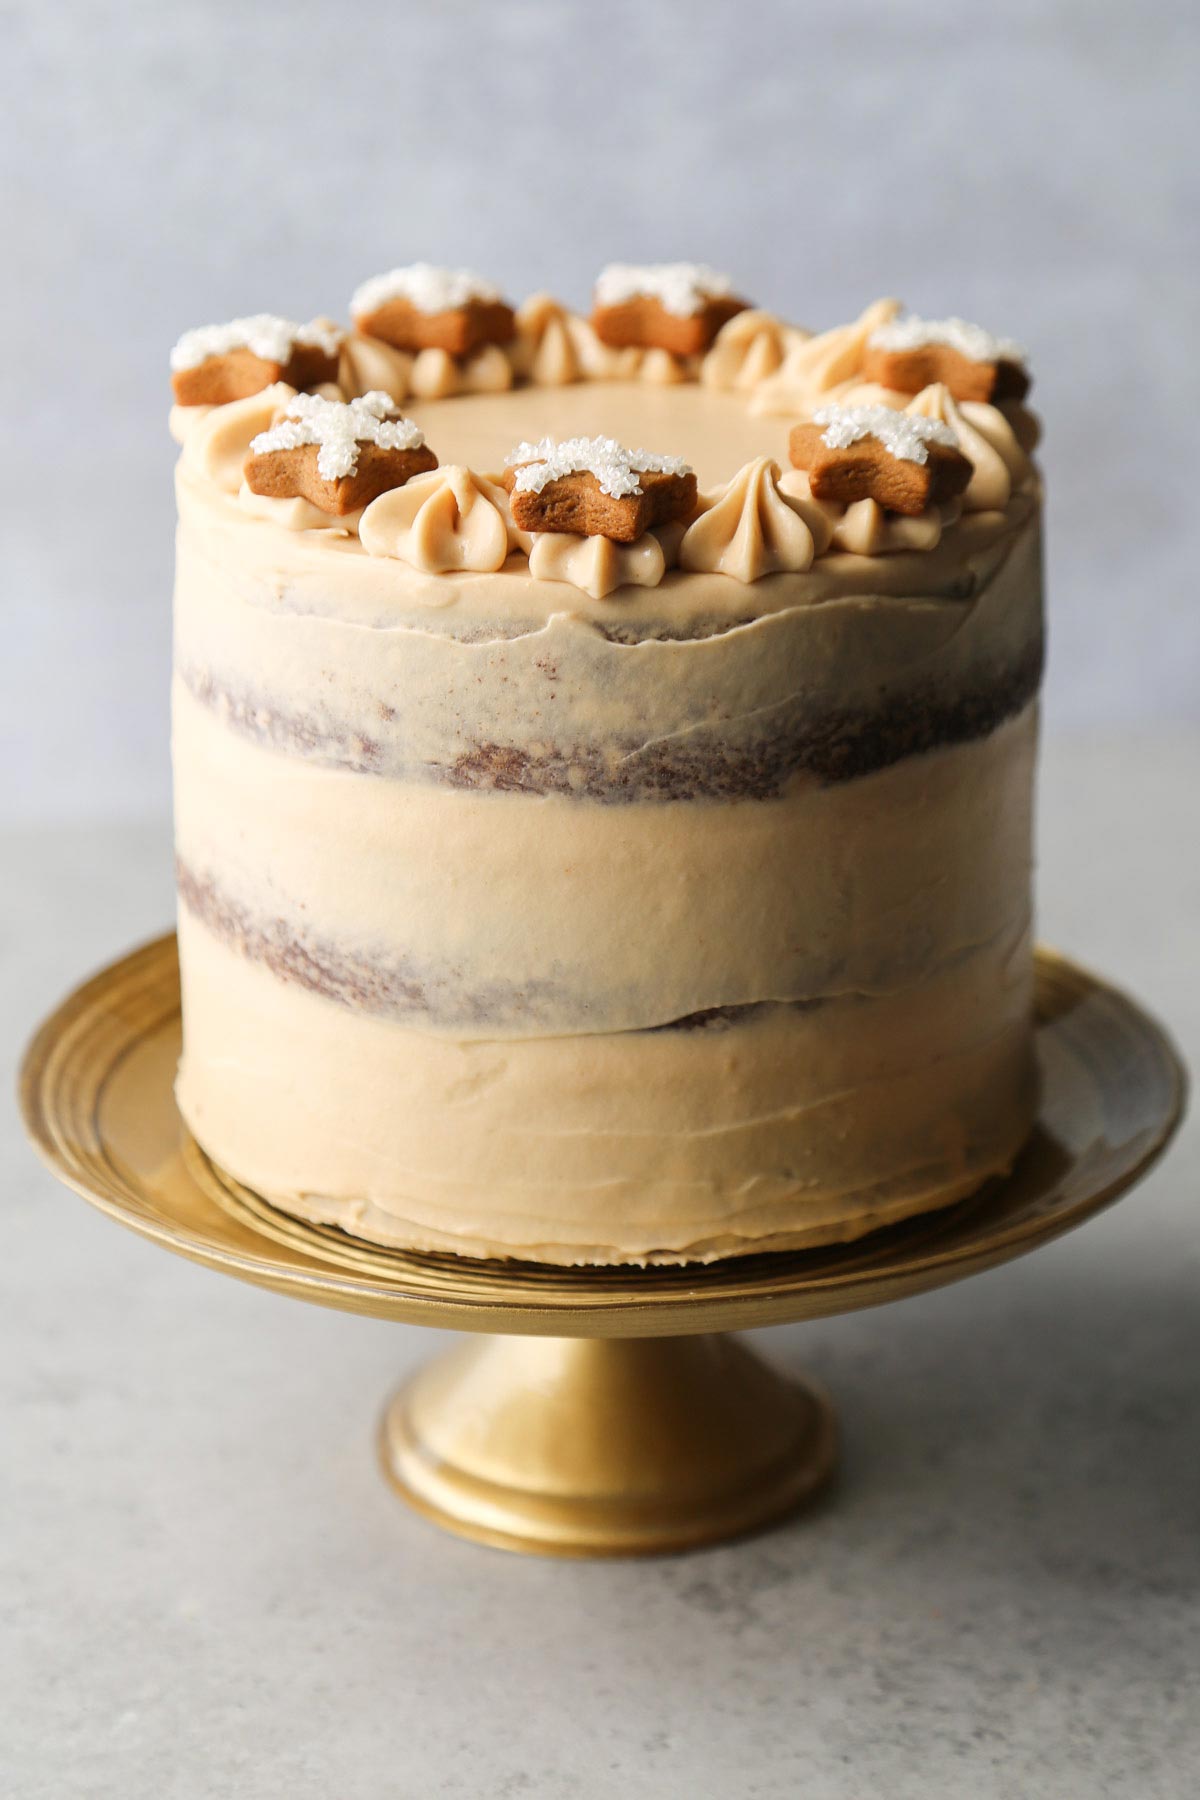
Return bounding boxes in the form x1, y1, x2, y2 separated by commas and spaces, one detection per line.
249, 391, 426, 480
811, 403, 958, 464
593, 263, 735, 316
505, 435, 693, 498
867, 313, 1026, 366
170, 272, 1038, 609
350, 263, 503, 318
170, 313, 343, 372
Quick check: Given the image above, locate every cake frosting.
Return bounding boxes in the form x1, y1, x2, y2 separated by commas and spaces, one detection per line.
170, 279, 1043, 1265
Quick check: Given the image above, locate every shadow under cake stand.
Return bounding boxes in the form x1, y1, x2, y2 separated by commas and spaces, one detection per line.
20, 935, 1185, 1558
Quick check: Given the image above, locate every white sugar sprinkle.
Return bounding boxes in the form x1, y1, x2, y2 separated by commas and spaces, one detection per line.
504, 436, 692, 499
350, 263, 502, 319
250, 391, 425, 481
868, 313, 1026, 366
593, 262, 734, 317
812, 404, 958, 465
170, 314, 343, 372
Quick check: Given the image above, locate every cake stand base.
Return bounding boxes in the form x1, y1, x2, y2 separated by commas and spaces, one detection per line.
379, 1332, 836, 1557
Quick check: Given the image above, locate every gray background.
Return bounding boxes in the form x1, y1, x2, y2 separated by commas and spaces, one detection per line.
3, 0, 1199, 823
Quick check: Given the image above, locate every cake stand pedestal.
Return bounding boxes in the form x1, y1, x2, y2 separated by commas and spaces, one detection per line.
379, 1332, 835, 1556
20, 936, 1185, 1558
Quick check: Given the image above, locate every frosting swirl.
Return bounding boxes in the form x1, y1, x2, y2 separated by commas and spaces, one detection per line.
700, 311, 805, 392
409, 344, 513, 399
338, 333, 413, 404
680, 457, 833, 582
527, 529, 676, 600
183, 383, 296, 493
778, 469, 962, 556
904, 383, 1033, 512
509, 294, 617, 386
360, 466, 526, 572
750, 297, 901, 416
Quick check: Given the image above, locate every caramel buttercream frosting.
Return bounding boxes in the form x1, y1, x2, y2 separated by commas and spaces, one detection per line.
407, 343, 514, 399
700, 309, 807, 392
183, 382, 298, 492
337, 333, 413, 404
508, 293, 626, 385
750, 296, 901, 415
903, 383, 1034, 512
168, 273, 1043, 1265
526, 526, 681, 600
360, 465, 527, 572
680, 457, 833, 581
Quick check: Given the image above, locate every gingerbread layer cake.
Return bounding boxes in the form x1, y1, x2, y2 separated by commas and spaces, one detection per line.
169, 271, 1043, 1264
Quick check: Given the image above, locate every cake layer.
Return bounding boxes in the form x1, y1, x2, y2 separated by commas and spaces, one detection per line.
176, 909, 1036, 1265
174, 689, 1037, 1037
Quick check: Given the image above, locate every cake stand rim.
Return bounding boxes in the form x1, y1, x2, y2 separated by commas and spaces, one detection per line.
17, 932, 1188, 1338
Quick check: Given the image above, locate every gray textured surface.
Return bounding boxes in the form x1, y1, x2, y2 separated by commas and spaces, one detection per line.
3, 1, 1199, 824
4, 733, 1198, 1798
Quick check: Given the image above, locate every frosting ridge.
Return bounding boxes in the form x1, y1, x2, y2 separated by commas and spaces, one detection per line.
680, 457, 832, 582
904, 383, 1033, 511
527, 529, 673, 599
360, 466, 524, 572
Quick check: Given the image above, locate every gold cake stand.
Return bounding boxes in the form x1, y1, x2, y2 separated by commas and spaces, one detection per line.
20, 935, 1185, 1558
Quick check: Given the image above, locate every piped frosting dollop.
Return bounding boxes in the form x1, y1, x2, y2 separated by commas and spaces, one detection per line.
700, 311, 806, 392
903, 383, 1034, 512
680, 457, 833, 581
527, 530, 675, 600
360, 466, 527, 572
408, 344, 514, 399
750, 297, 902, 416
778, 469, 962, 556
338, 334, 413, 404
183, 383, 297, 493
509, 294, 619, 386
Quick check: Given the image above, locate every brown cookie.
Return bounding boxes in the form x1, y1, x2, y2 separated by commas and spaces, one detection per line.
172, 341, 340, 407
591, 294, 747, 357
244, 441, 438, 516
861, 342, 1029, 404
503, 466, 698, 543
789, 421, 972, 517
352, 297, 516, 357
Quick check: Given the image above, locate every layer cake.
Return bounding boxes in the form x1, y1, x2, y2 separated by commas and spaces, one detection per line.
169, 274, 1043, 1264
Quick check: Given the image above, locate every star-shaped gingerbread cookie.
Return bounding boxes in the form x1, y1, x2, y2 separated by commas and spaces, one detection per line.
350, 263, 515, 357
789, 405, 972, 516
244, 392, 437, 516
503, 436, 697, 542
170, 315, 343, 406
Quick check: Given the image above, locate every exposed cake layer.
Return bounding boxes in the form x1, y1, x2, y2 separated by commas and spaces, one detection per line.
174, 689, 1037, 1036
176, 909, 1036, 1266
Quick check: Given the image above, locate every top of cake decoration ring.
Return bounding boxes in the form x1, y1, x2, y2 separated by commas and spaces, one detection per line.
169, 262, 1038, 598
